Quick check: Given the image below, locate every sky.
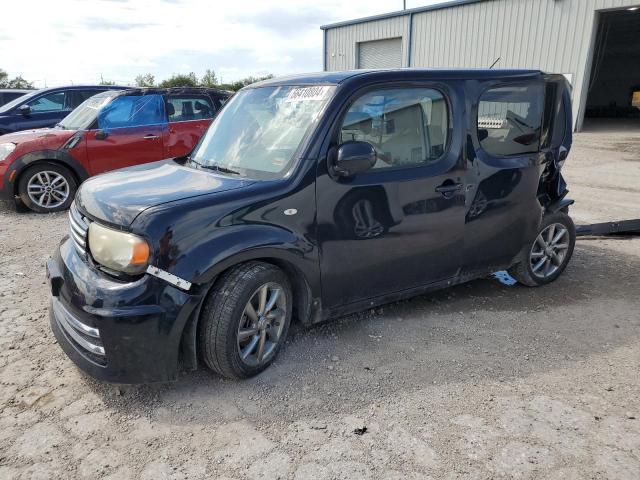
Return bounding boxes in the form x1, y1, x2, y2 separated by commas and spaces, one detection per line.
1, 0, 445, 88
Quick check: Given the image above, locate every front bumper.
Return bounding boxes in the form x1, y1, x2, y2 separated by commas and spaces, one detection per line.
0, 162, 11, 202
47, 237, 203, 383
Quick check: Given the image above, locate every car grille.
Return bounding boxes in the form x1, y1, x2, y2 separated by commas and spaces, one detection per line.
52, 297, 106, 365
69, 203, 89, 257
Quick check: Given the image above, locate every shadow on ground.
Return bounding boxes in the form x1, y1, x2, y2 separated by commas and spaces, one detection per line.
76, 239, 640, 426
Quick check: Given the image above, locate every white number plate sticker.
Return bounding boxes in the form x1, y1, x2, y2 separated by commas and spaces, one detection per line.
285, 86, 332, 102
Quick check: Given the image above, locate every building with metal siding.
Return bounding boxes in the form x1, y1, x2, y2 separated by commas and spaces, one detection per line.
321, 0, 640, 131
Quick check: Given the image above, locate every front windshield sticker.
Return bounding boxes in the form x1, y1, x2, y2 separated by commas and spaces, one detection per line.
285, 86, 332, 103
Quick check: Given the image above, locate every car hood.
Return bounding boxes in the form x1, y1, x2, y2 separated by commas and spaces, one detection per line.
75, 160, 255, 227
0, 128, 75, 149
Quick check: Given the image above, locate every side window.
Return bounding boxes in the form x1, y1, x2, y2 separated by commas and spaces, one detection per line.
477, 83, 544, 156
27, 92, 66, 112
340, 88, 448, 169
98, 94, 165, 129
72, 90, 101, 108
166, 96, 214, 122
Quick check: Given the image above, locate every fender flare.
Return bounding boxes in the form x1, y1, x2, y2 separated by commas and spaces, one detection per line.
2, 149, 89, 199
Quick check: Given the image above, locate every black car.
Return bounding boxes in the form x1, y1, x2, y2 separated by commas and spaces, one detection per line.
47, 69, 575, 383
0, 85, 128, 134
0, 89, 31, 107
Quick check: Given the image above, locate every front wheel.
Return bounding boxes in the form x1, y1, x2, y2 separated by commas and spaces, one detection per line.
18, 163, 77, 213
198, 262, 292, 379
509, 211, 576, 286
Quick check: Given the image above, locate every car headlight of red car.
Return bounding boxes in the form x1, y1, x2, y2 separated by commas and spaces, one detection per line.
0, 143, 16, 162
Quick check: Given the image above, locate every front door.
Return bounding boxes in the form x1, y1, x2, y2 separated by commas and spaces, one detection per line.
86, 94, 166, 175
18, 90, 71, 130
316, 85, 465, 309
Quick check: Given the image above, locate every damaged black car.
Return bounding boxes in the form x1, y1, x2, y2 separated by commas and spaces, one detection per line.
47, 69, 575, 383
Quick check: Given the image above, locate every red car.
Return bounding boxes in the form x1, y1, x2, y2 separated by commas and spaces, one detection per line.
0, 87, 229, 213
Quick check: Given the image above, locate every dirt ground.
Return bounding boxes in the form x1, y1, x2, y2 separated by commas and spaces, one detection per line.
0, 123, 639, 479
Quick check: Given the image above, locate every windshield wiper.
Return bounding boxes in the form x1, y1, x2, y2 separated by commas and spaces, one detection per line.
186, 158, 240, 175
55, 123, 66, 129
199, 163, 240, 175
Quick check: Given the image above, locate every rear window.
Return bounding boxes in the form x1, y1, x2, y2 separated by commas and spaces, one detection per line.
477, 83, 544, 156
166, 96, 214, 121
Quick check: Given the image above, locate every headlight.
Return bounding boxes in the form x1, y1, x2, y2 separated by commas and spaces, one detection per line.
0, 143, 16, 161
88, 223, 150, 274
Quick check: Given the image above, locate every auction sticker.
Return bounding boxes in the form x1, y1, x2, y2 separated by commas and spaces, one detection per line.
286, 86, 332, 102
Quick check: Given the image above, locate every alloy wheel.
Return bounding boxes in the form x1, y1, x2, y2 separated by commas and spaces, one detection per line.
237, 282, 287, 366
27, 171, 70, 209
529, 223, 570, 279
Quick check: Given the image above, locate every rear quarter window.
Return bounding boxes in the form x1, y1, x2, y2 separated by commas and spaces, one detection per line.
477, 83, 544, 156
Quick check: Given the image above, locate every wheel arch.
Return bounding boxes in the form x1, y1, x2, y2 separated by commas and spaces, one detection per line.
5, 150, 89, 198
178, 253, 316, 372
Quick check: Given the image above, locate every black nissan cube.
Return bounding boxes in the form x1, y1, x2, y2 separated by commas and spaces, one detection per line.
47, 69, 575, 383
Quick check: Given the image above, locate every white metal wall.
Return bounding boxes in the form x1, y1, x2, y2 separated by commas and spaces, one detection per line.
325, 16, 409, 71
324, 0, 640, 130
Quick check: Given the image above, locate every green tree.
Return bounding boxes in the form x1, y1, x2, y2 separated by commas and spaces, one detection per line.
218, 74, 274, 92
0, 69, 33, 89
134, 73, 155, 87
200, 69, 218, 88
159, 72, 198, 88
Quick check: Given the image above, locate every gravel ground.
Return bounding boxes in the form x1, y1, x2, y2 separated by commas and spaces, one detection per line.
0, 125, 639, 479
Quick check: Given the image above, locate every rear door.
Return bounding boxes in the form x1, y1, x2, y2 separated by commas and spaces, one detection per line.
462, 80, 548, 273
165, 94, 216, 158
316, 84, 465, 309
85, 93, 166, 174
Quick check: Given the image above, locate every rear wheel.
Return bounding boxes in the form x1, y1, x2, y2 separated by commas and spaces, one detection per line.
18, 163, 77, 213
198, 262, 292, 379
509, 211, 576, 286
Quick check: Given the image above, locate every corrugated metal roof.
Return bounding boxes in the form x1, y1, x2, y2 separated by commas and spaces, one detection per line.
320, 0, 489, 30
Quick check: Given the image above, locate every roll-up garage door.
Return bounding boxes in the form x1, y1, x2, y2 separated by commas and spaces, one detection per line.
358, 38, 403, 69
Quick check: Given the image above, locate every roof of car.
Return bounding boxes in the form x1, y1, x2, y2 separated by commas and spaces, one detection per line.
249, 68, 546, 88
0, 88, 33, 93
39, 85, 129, 91
108, 86, 231, 97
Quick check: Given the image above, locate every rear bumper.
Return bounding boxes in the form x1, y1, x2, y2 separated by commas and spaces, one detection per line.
47, 237, 203, 384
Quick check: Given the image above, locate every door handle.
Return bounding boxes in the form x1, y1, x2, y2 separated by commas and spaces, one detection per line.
143, 134, 160, 140
435, 182, 463, 199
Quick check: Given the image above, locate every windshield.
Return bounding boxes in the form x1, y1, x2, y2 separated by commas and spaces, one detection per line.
57, 92, 118, 130
191, 85, 335, 180
0, 89, 40, 113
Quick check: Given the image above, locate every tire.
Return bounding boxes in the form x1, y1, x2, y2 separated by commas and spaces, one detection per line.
199, 262, 293, 379
509, 211, 576, 287
18, 163, 77, 213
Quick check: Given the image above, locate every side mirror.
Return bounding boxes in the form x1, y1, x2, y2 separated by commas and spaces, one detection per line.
332, 141, 376, 177
18, 105, 30, 116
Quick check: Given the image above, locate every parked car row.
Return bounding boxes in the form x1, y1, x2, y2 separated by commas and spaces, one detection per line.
0, 86, 230, 212
43, 69, 577, 383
